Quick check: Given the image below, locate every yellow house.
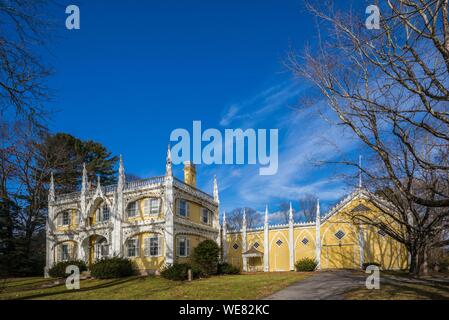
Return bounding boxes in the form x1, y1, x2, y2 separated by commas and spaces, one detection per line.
46, 147, 408, 276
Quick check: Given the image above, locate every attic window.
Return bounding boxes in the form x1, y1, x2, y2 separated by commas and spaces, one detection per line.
335, 230, 345, 240
276, 239, 283, 247
253, 242, 260, 249
233, 243, 239, 250
302, 238, 309, 245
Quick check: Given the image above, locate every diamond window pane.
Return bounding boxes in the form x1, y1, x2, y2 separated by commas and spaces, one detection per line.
378, 229, 386, 237
335, 230, 345, 240
253, 242, 260, 249
276, 239, 283, 246
302, 238, 309, 245
233, 243, 239, 250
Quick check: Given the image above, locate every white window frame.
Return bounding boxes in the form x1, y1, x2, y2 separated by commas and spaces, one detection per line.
127, 238, 139, 257
61, 244, 70, 261
177, 237, 190, 257
143, 198, 160, 216
127, 201, 137, 218
201, 208, 210, 224
102, 204, 110, 221
61, 212, 70, 226
178, 199, 189, 218
145, 236, 162, 257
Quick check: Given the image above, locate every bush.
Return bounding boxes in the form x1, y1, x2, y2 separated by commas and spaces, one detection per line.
362, 262, 381, 270
295, 258, 317, 272
192, 240, 220, 275
160, 263, 202, 281
90, 257, 135, 279
217, 263, 240, 275
48, 260, 87, 278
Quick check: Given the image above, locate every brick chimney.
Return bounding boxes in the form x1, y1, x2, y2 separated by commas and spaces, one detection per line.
183, 161, 196, 187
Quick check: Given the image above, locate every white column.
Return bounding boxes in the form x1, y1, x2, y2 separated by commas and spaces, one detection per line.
315, 199, 321, 269
111, 155, 124, 257
263, 205, 269, 272
222, 211, 227, 263
45, 172, 55, 277
213, 175, 220, 243
164, 145, 175, 265
242, 209, 247, 272
80, 163, 88, 226
289, 202, 295, 271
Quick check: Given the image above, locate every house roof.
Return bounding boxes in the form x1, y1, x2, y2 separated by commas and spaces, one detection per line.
242, 247, 264, 257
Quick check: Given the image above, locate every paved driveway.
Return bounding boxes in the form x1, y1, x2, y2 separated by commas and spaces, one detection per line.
265, 270, 367, 300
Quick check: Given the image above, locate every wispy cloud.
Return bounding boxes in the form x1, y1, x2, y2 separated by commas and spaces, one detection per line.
198, 80, 361, 215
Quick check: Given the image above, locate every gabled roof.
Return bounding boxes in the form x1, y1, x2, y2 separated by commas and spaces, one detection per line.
322, 187, 393, 222
242, 246, 263, 257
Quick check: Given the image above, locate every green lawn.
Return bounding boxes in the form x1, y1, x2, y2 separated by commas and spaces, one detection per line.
0, 272, 309, 300
345, 272, 449, 300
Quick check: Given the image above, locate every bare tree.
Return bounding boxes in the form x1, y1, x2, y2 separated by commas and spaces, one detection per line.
226, 207, 260, 230
287, 0, 449, 275
298, 194, 318, 222
278, 202, 290, 224
0, 0, 53, 121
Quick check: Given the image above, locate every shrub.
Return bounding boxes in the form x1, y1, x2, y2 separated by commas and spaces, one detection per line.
362, 262, 381, 270
160, 263, 202, 281
90, 257, 135, 279
192, 240, 220, 275
48, 260, 87, 278
217, 263, 240, 275
295, 258, 317, 272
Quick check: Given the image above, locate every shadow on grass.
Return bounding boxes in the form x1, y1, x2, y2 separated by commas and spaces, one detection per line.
13, 276, 141, 300
13, 276, 193, 300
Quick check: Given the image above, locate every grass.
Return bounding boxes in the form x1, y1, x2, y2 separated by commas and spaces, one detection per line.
0, 272, 309, 300
345, 271, 449, 300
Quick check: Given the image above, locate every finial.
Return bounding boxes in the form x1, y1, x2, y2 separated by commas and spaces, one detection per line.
289, 201, 294, 222
316, 199, 321, 223
242, 208, 247, 229
265, 205, 269, 224
118, 154, 125, 191
213, 175, 219, 204
49, 172, 55, 202
81, 163, 88, 194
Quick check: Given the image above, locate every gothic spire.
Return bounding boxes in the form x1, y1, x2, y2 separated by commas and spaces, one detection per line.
81, 163, 88, 194
265, 205, 269, 224
117, 154, 125, 191
166, 144, 172, 177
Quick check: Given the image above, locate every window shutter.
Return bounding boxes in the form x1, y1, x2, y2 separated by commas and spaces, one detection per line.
186, 202, 190, 217
58, 245, 62, 261
176, 199, 180, 215
186, 239, 190, 256
58, 214, 62, 226
176, 238, 179, 256
68, 244, 73, 259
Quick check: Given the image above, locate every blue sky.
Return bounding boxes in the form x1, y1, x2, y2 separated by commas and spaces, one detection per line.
45, 0, 364, 220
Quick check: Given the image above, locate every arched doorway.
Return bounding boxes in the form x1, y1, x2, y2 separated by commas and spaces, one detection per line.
81, 235, 109, 266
